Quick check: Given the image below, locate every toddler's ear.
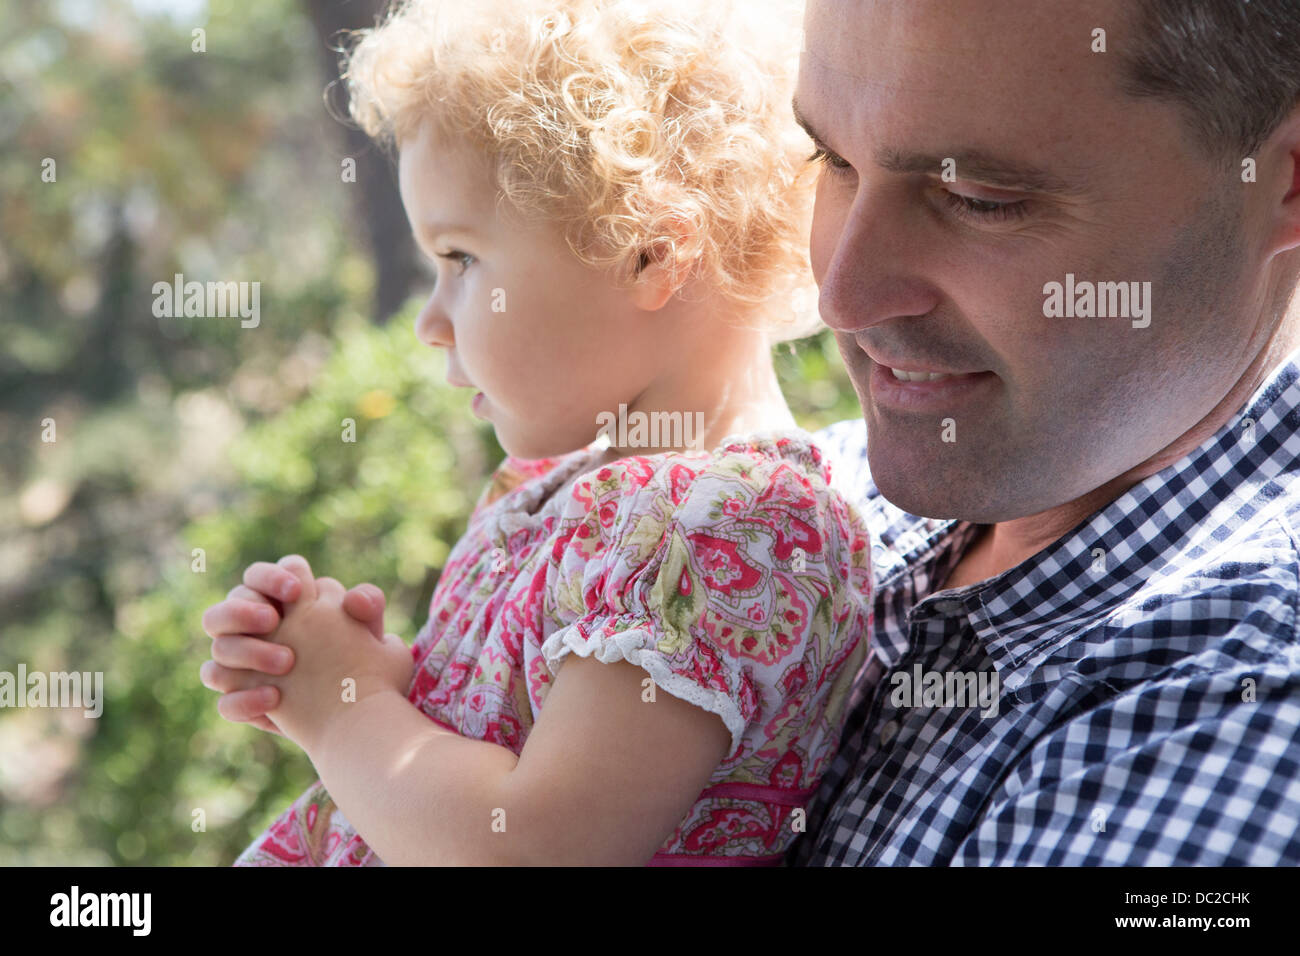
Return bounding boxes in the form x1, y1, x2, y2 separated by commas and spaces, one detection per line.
630, 215, 697, 312
275, 554, 317, 603
631, 257, 677, 312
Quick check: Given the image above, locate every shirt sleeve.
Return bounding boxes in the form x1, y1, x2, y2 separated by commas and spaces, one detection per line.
953, 655, 1300, 865
537, 444, 873, 765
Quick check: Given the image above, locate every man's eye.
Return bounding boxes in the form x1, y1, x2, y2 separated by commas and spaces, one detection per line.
436, 250, 475, 276
808, 145, 853, 173
941, 191, 1030, 223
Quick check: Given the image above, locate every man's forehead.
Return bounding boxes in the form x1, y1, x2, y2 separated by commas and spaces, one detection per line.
801, 0, 1115, 92
797, 0, 1134, 185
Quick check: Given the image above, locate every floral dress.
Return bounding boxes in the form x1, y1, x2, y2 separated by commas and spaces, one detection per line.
234, 430, 873, 866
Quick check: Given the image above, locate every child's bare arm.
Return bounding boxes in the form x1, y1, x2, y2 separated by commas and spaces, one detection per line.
312, 653, 731, 866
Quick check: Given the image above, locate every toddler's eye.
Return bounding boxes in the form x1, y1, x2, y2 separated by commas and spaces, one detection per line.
437, 250, 475, 276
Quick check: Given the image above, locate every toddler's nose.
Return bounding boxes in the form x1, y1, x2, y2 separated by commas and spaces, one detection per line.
414, 288, 453, 348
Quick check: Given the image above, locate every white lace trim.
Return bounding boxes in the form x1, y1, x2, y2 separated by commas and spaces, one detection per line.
539, 624, 748, 757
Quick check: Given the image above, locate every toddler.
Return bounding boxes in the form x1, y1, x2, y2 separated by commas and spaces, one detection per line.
212, 0, 873, 865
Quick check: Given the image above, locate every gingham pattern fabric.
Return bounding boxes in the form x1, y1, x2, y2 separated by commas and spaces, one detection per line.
789, 352, 1300, 865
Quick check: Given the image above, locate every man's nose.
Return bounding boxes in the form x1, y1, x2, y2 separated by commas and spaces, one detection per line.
414, 287, 453, 348
817, 190, 942, 334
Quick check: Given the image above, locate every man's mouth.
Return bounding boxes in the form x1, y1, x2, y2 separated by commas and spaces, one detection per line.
884, 367, 967, 383
864, 352, 997, 411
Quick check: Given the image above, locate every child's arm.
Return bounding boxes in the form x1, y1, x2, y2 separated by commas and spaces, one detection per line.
263, 561, 732, 865
313, 652, 731, 866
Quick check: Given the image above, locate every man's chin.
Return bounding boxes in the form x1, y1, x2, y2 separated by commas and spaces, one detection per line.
871, 474, 981, 521
866, 437, 1011, 524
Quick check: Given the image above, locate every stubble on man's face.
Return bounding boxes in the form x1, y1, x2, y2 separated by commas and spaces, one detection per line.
802, 0, 1262, 523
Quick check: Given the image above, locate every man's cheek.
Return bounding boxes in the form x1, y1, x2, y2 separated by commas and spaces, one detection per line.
833, 333, 871, 394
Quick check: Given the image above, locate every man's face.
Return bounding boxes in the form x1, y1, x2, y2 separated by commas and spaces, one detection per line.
798, 0, 1269, 522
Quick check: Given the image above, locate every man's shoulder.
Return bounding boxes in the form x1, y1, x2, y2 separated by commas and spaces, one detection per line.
1022, 486, 1300, 696
974, 509, 1300, 864
1124, 465, 1300, 647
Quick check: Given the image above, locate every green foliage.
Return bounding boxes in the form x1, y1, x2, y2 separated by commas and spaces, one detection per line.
776, 330, 862, 432
2, 311, 505, 865
0, 0, 861, 866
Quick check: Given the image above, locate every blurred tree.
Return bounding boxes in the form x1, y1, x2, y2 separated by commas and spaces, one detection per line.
304, 0, 421, 324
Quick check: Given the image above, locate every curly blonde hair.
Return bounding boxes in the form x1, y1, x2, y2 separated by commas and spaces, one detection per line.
342, 0, 822, 341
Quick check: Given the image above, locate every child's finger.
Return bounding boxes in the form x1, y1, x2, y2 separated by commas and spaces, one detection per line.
223, 584, 284, 622
199, 660, 274, 694
356, 582, 386, 610
382, 632, 410, 658
202, 598, 279, 638
315, 576, 345, 601
275, 554, 317, 601
226, 583, 277, 605
216, 686, 281, 725
381, 632, 413, 684
210, 635, 295, 675
243, 561, 303, 603
342, 584, 386, 641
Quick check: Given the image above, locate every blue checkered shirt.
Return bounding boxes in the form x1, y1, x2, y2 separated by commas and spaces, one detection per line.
790, 354, 1300, 865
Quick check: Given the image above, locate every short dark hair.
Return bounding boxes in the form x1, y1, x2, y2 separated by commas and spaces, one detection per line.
1121, 0, 1300, 162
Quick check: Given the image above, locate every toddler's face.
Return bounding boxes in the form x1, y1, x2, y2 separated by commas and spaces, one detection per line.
398, 121, 669, 460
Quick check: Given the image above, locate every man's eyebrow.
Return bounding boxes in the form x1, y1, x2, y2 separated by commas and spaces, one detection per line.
879, 148, 1087, 196
793, 95, 1087, 196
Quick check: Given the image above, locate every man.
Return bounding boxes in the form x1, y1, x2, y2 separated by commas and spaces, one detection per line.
203, 0, 1300, 864
781, 0, 1300, 864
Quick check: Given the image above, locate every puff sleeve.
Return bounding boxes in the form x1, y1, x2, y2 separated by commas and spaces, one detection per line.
536, 438, 872, 767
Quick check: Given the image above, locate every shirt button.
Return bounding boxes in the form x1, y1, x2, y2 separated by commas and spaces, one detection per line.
879, 720, 898, 747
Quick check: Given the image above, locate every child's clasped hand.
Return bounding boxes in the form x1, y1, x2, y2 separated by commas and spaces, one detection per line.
261, 560, 414, 756
199, 555, 413, 756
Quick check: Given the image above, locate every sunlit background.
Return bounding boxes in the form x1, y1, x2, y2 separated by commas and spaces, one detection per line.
0, 0, 859, 864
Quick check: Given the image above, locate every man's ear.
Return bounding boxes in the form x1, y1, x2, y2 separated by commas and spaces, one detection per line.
1266, 105, 1300, 256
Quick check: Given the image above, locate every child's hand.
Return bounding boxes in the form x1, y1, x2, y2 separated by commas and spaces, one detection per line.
261, 561, 414, 757
199, 555, 389, 735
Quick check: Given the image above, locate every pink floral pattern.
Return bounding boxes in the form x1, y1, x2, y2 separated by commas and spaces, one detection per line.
235, 432, 872, 866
